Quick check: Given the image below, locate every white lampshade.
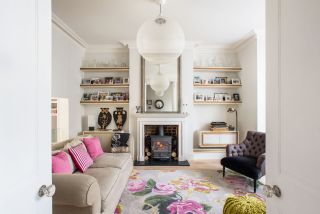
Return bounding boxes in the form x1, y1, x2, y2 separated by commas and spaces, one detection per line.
137, 16, 185, 65
150, 72, 170, 97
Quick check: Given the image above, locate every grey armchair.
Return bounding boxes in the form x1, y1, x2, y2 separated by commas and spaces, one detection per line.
220, 131, 266, 192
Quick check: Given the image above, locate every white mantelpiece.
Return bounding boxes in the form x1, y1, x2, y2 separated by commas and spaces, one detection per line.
136, 114, 188, 162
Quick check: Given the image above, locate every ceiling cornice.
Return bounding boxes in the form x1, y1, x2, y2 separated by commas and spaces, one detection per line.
52, 13, 88, 48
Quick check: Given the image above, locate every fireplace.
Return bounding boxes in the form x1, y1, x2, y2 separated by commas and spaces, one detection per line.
151, 137, 172, 160
144, 125, 178, 161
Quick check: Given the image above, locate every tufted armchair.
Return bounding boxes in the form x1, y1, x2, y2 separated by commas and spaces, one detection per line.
220, 131, 265, 192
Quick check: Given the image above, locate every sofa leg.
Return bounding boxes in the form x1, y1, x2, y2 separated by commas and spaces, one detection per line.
253, 179, 257, 193
223, 166, 225, 177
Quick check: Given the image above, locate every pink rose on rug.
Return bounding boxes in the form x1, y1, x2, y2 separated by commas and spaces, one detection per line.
167, 200, 206, 214
152, 183, 176, 195
127, 180, 146, 193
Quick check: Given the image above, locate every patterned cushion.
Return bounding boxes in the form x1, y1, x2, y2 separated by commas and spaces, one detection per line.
68, 143, 93, 173
111, 133, 130, 153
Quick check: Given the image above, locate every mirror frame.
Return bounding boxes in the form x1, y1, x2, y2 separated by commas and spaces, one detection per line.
141, 57, 181, 113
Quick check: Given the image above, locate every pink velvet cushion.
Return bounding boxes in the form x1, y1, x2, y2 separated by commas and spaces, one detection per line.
83, 137, 104, 160
52, 151, 72, 174
68, 143, 93, 173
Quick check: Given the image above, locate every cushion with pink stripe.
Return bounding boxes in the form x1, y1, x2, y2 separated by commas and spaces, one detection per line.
68, 143, 93, 173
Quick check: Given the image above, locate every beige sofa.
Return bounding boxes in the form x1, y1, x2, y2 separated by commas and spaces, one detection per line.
52, 135, 134, 214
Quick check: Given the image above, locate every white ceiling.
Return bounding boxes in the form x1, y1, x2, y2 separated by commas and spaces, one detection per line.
52, 0, 265, 46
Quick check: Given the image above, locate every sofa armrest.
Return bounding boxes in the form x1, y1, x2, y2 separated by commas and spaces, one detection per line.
226, 143, 245, 157
53, 174, 101, 207
256, 153, 265, 168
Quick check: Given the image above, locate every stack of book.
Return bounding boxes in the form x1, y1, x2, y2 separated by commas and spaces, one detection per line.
210, 122, 229, 131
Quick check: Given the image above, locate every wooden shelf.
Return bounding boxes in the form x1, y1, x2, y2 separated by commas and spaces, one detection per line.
80, 67, 129, 72
193, 84, 242, 88
80, 101, 129, 105
194, 101, 242, 105
193, 148, 226, 153
193, 67, 242, 72
80, 84, 129, 88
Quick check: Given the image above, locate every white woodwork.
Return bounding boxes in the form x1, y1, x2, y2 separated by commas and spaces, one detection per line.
136, 114, 188, 162
0, 0, 52, 213
266, 0, 320, 213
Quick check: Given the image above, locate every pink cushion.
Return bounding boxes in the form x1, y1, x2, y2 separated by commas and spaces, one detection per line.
52, 151, 72, 174
83, 137, 104, 160
68, 144, 93, 173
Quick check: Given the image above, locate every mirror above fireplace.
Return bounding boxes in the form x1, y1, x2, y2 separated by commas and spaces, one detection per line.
141, 57, 181, 113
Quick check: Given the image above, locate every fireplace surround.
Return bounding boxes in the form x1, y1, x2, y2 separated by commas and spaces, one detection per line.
136, 114, 189, 165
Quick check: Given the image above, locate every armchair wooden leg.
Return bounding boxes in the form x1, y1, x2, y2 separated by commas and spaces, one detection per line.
253, 179, 257, 193
223, 166, 225, 177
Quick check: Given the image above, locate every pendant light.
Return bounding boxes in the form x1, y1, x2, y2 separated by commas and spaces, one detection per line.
149, 65, 170, 97
137, 0, 185, 65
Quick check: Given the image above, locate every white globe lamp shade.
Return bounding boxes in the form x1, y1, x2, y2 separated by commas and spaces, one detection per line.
150, 72, 170, 97
137, 16, 185, 65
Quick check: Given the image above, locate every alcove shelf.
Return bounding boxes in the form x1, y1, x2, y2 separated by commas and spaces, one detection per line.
193, 101, 242, 105
80, 84, 129, 88
80, 101, 129, 105
193, 67, 242, 72
193, 84, 242, 88
80, 67, 129, 72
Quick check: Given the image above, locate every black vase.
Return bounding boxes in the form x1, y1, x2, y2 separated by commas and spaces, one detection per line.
98, 108, 112, 130
113, 107, 127, 131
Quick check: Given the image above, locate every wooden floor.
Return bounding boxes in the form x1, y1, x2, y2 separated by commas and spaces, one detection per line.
134, 159, 222, 170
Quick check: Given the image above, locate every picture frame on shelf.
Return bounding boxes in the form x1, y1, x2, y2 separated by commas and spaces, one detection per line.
214, 77, 221, 84
98, 92, 109, 101
82, 93, 91, 100
219, 77, 228, 84
123, 77, 129, 84
146, 100, 152, 105
194, 93, 205, 101
233, 93, 240, 101
82, 79, 91, 84
232, 79, 241, 85
113, 77, 122, 84
106, 96, 114, 101
90, 94, 99, 101
105, 77, 113, 85
214, 93, 227, 101
193, 76, 201, 84
90, 78, 101, 84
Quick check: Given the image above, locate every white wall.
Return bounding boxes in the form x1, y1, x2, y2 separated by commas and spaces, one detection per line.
237, 37, 258, 141
52, 24, 85, 137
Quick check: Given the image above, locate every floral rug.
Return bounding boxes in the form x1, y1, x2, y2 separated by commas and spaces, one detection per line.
115, 170, 265, 214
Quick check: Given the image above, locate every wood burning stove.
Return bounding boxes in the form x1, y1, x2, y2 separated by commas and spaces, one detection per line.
150, 126, 172, 160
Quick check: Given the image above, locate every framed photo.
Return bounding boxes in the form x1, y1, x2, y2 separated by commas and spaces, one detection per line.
123, 77, 129, 84
90, 78, 101, 84
106, 96, 113, 101
232, 79, 241, 85
214, 93, 227, 101
113, 77, 122, 84
219, 77, 228, 84
194, 93, 205, 101
214, 77, 221, 84
90, 94, 99, 101
105, 77, 113, 84
233, 93, 240, 101
146, 100, 152, 105
82, 93, 91, 100
98, 92, 109, 101
193, 76, 201, 84
82, 79, 91, 84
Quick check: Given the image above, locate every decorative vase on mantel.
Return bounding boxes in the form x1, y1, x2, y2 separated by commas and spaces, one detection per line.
98, 108, 112, 130
113, 107, 127, 131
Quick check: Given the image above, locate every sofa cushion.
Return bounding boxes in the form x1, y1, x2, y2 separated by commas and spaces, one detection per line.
221, 156, 262, 179
52, 151, 72, 174
83, 137, 104, 160
80, 167, 121, 201
68, 144, 93, 173
90, 153, 131, 169
52, 150, 76, 173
